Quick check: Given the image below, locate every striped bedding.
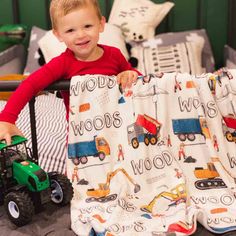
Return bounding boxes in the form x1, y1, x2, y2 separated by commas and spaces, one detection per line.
0, 93, 67, 173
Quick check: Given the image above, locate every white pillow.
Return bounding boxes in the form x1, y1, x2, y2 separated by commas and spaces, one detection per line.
98, 23, 129, 59
108, 0, 174, 43
38, 23, 129, 63
131, 40, 204, 75
38, 30, 66, 63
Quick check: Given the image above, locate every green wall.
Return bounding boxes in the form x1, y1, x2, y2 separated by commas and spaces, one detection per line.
0, 0, 232, 68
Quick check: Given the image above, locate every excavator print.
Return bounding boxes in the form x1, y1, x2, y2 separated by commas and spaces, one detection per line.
86, 168, 141, 203
194, 162, 226, 190
194, 157, 236, 190
140, 183, 187, 214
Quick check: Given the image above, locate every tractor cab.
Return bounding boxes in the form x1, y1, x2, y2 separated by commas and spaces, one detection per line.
0, 136, 30, 160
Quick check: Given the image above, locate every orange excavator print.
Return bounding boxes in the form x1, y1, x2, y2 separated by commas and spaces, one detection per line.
86, 168, 141, 203
194, 162, 226, 190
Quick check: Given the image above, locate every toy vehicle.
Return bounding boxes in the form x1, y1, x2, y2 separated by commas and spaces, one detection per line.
0, 135, 73, 226
68, 136, 110, 165
127, 114, 161, 149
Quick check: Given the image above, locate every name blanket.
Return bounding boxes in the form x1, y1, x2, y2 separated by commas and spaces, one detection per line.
67, 70, 236, 236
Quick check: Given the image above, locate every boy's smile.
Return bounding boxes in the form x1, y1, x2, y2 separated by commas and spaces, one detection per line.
53, 3, 105, 61
76, 41, 90, 47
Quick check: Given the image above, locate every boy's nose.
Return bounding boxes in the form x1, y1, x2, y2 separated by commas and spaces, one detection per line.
76, 30, 85, 38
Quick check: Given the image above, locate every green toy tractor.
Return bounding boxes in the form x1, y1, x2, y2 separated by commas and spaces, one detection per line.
0, 136, 73, 226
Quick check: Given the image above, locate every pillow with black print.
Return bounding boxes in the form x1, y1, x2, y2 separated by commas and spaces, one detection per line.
153, 29, 215, 73
130, 29, 215, 73
131, 41, 204, 75
108, 0, 174, 43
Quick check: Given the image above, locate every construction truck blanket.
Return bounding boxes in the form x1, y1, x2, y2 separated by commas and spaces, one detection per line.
67, 69, 236, 236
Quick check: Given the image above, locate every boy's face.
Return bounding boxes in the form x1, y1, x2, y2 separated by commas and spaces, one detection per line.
53, 4, 105, 61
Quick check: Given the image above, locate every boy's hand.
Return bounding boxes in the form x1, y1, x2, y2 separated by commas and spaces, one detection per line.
0, 121, 24, 145
117, 70, 138, 91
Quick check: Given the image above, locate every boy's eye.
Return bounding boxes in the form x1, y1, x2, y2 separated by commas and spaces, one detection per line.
66, 29, 74, 33
85, 24, 93, 29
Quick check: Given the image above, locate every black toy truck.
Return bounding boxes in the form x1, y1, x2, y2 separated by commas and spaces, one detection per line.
0, 135, 73, 226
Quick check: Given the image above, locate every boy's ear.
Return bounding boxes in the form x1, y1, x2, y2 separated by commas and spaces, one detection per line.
53, 29, 63, 42
99, 16, 106, 33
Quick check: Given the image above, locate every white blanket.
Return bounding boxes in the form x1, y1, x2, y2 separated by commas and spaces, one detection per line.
67, 70, 236, 236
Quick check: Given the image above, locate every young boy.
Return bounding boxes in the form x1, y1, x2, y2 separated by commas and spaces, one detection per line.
0, 0, 140, 144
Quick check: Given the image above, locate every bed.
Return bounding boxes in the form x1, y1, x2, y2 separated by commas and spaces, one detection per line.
0, 0, 236, 235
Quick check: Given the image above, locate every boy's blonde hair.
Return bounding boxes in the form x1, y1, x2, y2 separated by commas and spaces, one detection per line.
50, 0, 102, 29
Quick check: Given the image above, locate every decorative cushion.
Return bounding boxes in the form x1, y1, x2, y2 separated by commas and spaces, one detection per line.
108, 0, 174, 42
24, 26, 47, 75
0, 74, 26, 100
152, 29, 215, 72
224, 45, 236, 69
131, 41, 204, 75
38, 23, 129, 63
38, 30, 66, 63
98, 23, 129, 59
131, 29, 215, 73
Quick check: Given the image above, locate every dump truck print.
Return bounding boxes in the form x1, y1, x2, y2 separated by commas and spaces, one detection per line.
68, 136, 110, 165
127, 114, 161, 149
172, 116, 210, 141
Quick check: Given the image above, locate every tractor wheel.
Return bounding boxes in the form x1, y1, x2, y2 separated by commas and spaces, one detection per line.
4, 191, 34, 226
131, 138, 139, 149
49, 173, 73, 206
